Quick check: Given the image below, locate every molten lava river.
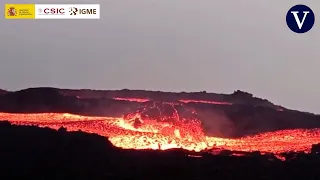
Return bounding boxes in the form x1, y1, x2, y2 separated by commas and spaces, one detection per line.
1, 109, 320, 157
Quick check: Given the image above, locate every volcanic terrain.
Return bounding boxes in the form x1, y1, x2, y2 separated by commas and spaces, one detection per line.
0, 87, 320, 158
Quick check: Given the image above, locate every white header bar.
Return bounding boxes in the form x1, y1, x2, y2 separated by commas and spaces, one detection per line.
35, 4, 100, 19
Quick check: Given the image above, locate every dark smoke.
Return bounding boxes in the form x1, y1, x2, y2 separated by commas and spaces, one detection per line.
197, 110, 235, 138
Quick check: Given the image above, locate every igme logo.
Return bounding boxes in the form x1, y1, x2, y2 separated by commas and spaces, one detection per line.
286, 4, 315, 33
69, 7, 97, 15
69, 7, 78, 15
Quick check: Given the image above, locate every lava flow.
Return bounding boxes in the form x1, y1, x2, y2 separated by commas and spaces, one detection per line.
0, 97, 319, 158
113, 97, 150, 103
1, 106, 320, 157
179, 100, 232, 105
112, 97, 233, 105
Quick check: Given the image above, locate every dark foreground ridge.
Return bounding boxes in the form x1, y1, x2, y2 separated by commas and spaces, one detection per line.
0, 121, 320, 179
0, 87, 320, 138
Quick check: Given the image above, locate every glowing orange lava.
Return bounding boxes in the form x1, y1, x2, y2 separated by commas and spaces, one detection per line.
1, 112, 319, 157
179, 100, 232, 105
113, 98, 149, 102
112, 97, 233, 105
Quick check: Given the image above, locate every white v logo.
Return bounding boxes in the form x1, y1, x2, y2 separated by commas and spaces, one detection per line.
290, 11, 310, 29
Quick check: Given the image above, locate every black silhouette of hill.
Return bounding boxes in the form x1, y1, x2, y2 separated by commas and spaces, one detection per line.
0, 121, 320, 179
0, 87, 320, 138
0, 89, 7, 95
0, 88, 82, 113
58, 88, 277, 106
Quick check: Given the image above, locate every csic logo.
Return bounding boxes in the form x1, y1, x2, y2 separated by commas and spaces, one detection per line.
286, 4, 315, 33
38, 8, 65, 15
69, 7, 97, 15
